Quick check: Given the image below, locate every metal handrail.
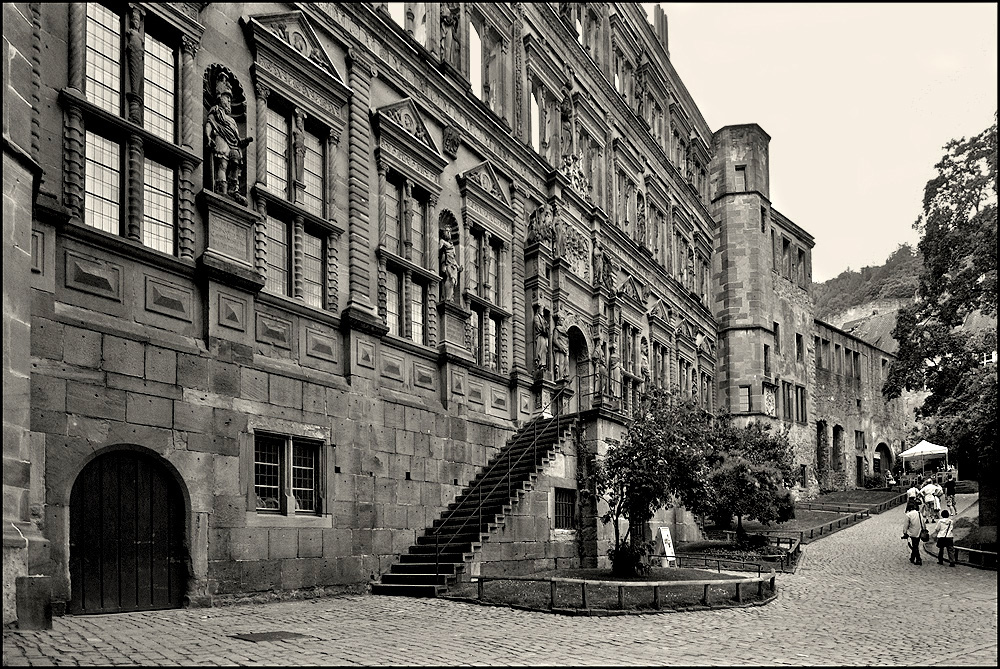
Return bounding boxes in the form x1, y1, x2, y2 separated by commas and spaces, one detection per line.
434, 385, 572, 577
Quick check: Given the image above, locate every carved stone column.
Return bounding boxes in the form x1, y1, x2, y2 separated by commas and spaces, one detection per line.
177, 36, 200, 260
326, 231, 339, 313
342, 48, 380, 323
376, 163, 388, 323
126, 134, 144, 241
253, 82, 270, 189
325, 130, 338, 220
510, 185, 528, 374
64, 3, 87, 217
402, 179, 413, 260
292, 215, 304, 299
254, 199, 268, 278
426, 194, 439, 347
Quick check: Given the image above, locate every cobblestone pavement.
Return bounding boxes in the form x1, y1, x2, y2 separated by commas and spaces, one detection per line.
4, 494, 996, 666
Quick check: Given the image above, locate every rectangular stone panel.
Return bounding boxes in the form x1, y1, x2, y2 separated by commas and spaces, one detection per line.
218, 293, 247, 332
256, 312, 292, 349
413, 362, 435, 390
468, 381, 484, 405
356, 340, 375, 370
450, 369, 465, 396
490, 386, 507, 410
304, 328, 337, 362
64, 249, 121, 301
144, 275, 193, 322
381, 352, 404, 382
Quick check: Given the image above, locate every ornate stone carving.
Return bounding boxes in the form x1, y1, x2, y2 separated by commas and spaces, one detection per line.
592, 239, 604, 288
561, 152, 591, 202
532, 302, 549, 373
552, 312, 569, 380
204, 66, 253, 205
526, 202, 554, 246
292, 107, 307, 184
440, 3, 461, 69
636, 192, 646, 246
439, 229, 459, 302
442, 125, 461, 158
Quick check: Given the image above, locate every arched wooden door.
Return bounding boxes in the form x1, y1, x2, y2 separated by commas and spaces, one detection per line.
70, 450, 187, 614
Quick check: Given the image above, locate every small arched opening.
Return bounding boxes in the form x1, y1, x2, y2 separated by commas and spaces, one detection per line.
69, 447, 188, 614
567, 325, 590, 413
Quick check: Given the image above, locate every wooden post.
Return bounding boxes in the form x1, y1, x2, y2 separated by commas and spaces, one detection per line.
581, 582, 588, 610
758, 580, 763, 597
701, 584, 710, 606
653, 585, 660, 609
770, 575, 776, 592
618, 585, 624, 609
478, 578, 484, 600
550, 580, 556, 609
735, 582, 742, 603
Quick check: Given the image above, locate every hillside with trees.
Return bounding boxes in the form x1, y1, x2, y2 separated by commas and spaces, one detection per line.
812, 244, 921, 322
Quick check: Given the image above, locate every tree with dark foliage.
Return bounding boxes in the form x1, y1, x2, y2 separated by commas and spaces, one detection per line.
885, 114, 997, 525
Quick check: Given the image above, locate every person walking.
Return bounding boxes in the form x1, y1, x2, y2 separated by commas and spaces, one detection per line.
906, 482, 920, 500
920, 478, 941, 523
943, 474, 958, 515
901, 499, 924, 565
933, 510, 957, 567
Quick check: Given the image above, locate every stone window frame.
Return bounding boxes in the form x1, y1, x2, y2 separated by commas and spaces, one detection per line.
244, 11, 350, 315
243, 420, 333, 527
737, 385, 752, 413
796, 385, 808, 424
466, 6, 509, 123
796, 332, 804, 362
554, 487, 577, 530
62, 3, 203, 262
252, 432, 324, 516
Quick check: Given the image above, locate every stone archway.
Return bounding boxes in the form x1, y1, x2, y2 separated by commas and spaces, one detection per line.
567, 325, 590, 413
69, 448, 188, 614
874, 442, 893, 475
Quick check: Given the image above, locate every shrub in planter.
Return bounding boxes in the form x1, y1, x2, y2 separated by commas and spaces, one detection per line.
608, 540, 654, 577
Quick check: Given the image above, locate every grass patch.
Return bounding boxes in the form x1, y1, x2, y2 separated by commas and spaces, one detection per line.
449, 567, 770, 611
955, 525, 997, 553
809, 490, 900, 505
739, 509, 854, 532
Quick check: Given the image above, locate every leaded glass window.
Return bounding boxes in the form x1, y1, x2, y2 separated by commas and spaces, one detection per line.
142, 158, 175, 254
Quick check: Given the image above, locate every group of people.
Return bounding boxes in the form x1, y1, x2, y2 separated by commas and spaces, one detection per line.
901, 474, 959, 566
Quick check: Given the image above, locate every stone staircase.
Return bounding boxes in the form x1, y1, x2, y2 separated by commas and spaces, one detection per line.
372, 412, 576, 597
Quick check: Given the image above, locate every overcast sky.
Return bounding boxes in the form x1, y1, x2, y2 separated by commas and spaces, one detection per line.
646, 3, 998, 282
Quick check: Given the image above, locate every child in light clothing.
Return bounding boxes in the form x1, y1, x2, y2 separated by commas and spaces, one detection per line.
933, 510, 957, 567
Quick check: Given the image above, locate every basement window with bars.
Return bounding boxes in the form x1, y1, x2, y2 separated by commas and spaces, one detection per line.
554, 488, 576, 530
254, 433, 323, 515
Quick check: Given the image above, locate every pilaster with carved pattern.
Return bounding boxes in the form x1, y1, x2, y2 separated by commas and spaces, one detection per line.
293, 215, 304, 299
426, 194, 439, 347
254, 198, 268, 278
253, 82, 270, 189
325, 131, 338, 219
68, 3, 85, 90
178, 159, 196, 259
376, 163, 388, 323
30, 4, 42, 158
512, 3, 524, 139
64, 105, 85, 218
402, 269, 413, 340
345, 48, 376, 309
402, 179, 414, 260
510, 183, 527, 373
126, 134, 144, 241
326, 231, 339, 312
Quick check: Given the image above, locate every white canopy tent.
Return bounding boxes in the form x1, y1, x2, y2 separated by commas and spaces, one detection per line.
898, 440, 949, 475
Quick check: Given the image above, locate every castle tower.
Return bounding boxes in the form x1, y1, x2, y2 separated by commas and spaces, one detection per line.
710, 124, 776, 420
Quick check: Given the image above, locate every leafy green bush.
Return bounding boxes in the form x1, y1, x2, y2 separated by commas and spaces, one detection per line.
608, 540, 653, 577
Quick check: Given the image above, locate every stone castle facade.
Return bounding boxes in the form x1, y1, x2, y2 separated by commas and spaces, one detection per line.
3, 2, 910, 622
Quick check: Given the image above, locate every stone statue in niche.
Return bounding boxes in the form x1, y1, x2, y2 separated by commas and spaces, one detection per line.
532, 303, 549, 373
553, 219, 566, 257
439, 229, 459, 303
526, 203, 554, 246
591, 239, 603, 287
640, 339, 650, 387
124, 7, 144, 123
601, 254, 616, 289
552, 312, 569, 380
205, 69, 252, 205
608, 344, 621, 399
440, 3, 461, 68
636, 193, 646, 246
592, 337, 605, 398
559, 89, 574, 153
292, 108, 307, 184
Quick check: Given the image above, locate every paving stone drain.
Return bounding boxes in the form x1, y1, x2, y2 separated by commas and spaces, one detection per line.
230, 631, 312, 643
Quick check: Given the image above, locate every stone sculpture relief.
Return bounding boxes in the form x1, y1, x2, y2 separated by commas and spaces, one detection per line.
440, 3, 461, 68
532, 302, 549, 373
439, 229, 459, 303
205, 67, 252, 205
552, 312, 569, 380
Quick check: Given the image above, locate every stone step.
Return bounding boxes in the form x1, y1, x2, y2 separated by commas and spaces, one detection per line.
371, 583, 444, 597
408, 540, 475, 555
398, 551, 468, 564
389, 562, 458, 575
379, 572, 452, 586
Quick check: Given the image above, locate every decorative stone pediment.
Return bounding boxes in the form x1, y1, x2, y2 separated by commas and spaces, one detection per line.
617, 275, 644, 306
458, 161, 513, 239
242, 12, 349, 128
646, 298, 673, 327
373, 98, 447, 195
